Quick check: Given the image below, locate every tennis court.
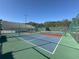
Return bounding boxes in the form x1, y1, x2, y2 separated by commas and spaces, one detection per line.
2, 32, 79, 59
15, 31, 64, 55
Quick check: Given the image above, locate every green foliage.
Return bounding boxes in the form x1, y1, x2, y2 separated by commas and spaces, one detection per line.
28, 19, 71, 28
44, 19, 71, 27
0, 19, 2, 30
0, 19, 2, 35
28, 22, 44, 27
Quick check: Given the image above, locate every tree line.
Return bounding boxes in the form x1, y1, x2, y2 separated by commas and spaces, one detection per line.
27, 13, 79, 28
27, 19, 71, 27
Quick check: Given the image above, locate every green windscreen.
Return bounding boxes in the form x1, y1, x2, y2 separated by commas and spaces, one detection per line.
69, 17, 79, 43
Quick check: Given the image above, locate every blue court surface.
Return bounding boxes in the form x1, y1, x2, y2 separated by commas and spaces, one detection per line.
19, 32, 64, 54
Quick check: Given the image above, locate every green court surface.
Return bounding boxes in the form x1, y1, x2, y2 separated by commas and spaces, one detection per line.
1, 32, 79, 59
51, 33, 79, 59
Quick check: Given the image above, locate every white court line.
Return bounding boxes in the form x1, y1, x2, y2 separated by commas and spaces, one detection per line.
52, 35, 63, 54
18, 32, 64, 55
18, 37, 53, 54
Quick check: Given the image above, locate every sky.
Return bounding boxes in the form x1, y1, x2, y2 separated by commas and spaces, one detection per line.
0, 0, 79, 23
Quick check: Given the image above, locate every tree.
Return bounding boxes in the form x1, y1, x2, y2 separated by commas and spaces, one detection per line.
0, 19, 2, 35
46, 27, 50, 31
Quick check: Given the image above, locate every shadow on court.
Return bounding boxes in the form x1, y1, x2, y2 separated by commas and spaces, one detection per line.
0, 52, 14, 59
70, 33, 79, 44
0, 35, 14, 59
0, 35, 51, 59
